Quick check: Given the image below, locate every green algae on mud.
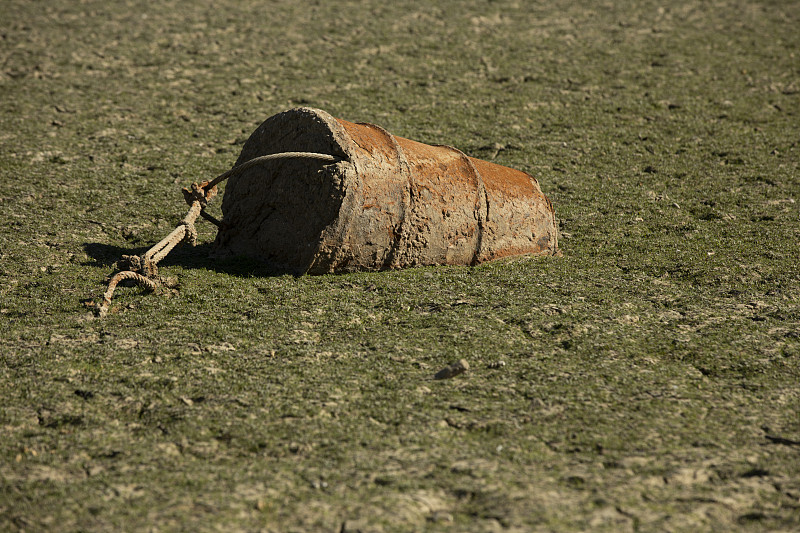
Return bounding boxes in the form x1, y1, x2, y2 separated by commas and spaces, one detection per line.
1, 0, 799, 531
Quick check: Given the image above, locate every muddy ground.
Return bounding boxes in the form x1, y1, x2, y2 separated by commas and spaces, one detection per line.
1, 1, 799, 531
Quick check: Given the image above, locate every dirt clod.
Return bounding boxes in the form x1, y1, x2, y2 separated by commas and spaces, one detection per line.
434, 359, 470, 380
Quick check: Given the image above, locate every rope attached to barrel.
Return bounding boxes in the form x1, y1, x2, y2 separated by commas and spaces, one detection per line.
91, 152, 339, 317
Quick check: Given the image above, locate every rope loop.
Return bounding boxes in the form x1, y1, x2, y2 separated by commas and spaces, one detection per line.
92, 151, 338, 317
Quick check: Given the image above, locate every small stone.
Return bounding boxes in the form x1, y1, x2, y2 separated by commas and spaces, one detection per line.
434, 359, 469, 380
428, 510, 454, 523
186, 343, 202, 354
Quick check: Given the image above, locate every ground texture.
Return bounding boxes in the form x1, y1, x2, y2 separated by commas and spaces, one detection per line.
1, 1, 799, 531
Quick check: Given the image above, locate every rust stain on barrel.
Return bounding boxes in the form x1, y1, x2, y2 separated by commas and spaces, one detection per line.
213, 108, 557, 274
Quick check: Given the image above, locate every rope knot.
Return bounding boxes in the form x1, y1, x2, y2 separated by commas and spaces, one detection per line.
182, 180, 217, 208
117, 254, 159, 277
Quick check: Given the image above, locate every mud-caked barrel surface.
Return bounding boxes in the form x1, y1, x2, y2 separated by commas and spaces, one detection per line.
213, 108, 557, 273
213, 109, 349, 273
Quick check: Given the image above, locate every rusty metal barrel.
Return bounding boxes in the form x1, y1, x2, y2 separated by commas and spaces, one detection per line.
212, 107, 557, 274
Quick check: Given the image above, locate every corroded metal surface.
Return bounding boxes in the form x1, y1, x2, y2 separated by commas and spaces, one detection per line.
213, 108, 557, 273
